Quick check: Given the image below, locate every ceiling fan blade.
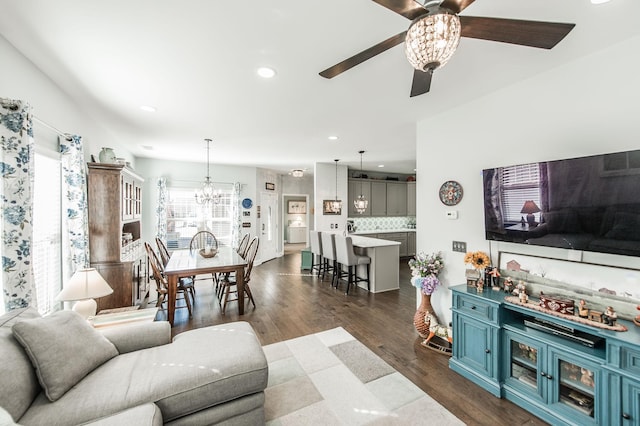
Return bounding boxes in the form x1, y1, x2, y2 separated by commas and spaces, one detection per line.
319, 31, 407, 79
371, 0, 426, 20
459, 16, 575, 49
410, 69, 432, 97
439, 0, 476, 14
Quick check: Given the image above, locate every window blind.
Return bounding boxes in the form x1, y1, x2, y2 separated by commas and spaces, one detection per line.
500, 164, 542, 223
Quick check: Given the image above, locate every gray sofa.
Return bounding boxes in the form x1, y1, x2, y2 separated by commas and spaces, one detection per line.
0, 307, 268, 425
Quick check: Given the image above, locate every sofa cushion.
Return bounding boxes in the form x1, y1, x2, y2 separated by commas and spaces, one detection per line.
83, 403, 163, 426
12, 310, 118, 402
0, 307, 42, 421
542, 209, 581, 233
604, 212, 640, 241
18, 321, 268, 426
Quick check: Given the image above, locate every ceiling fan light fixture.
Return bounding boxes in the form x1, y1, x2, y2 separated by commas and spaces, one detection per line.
405, 8, 461, 72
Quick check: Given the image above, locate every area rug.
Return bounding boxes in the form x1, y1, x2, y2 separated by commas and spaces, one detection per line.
263, 327, 465, 425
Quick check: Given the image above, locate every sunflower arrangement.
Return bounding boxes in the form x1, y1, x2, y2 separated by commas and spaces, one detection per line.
464, 251, 490, 270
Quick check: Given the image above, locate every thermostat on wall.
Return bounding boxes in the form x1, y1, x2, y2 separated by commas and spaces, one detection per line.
446, 210, 458, 220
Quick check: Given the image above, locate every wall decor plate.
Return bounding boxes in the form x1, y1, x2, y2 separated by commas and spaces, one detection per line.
439, 180, 463, 206
242, 198, 253, 209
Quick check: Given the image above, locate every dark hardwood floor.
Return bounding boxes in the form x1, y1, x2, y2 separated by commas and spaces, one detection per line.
163, 248, 548, 426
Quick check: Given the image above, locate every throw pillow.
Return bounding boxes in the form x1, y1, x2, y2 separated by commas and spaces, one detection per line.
12, 310, 119, 402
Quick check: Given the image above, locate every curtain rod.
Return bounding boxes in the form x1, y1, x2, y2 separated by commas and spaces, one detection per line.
1, 97, 72, 141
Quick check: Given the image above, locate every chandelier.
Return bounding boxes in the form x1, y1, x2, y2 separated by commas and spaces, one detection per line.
291, 169, 304, 178
404, 7, 461, 74
353, 150, 368, 214
331, 159, 342, 212
195, 138, 221, 205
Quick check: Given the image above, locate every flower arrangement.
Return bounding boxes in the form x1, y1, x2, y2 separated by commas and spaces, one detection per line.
409, 252, 444, 295
464, 251, 490, 270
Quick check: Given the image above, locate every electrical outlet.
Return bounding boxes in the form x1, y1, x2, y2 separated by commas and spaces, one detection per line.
334, 223, 338, 229
452, 241, 467, 253
330, 223, 334, 229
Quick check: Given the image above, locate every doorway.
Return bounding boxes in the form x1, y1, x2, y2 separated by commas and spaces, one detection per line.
283, 193, 309, 254
259, 191, 279, 263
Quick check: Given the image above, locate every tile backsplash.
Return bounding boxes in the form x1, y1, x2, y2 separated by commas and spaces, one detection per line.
350, 216, 416, 231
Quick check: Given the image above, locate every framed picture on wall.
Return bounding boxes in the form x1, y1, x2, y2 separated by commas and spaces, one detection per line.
322, 200, 342, 215
287, 201, 306, 214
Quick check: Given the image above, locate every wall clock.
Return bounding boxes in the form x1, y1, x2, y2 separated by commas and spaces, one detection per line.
242, 198, 253, 209
439, 180, 463, 206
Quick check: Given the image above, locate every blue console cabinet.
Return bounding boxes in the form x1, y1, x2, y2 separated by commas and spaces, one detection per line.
449, 284, 640, 426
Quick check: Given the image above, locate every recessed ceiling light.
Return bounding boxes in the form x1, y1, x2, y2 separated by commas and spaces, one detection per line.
328, 135, 339, 140
140, 105, 156, 112
257, 67, 276, 78
590, 0, 610, 4
378, 164, 385, 168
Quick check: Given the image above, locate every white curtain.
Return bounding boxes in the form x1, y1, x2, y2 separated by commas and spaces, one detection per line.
156, 177, 167, 241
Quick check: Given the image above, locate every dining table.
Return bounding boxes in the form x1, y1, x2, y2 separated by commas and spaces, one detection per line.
164, 246, 247, 325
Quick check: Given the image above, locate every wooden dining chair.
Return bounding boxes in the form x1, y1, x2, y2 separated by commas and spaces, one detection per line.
189, 230, 219, 289
145, 242, 194, 317
155, 237, 171, 267
236, 233, 250, 257
218, 237, 259, 314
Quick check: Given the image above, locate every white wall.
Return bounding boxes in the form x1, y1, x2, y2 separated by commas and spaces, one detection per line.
0, 35, 136, 164
314, 162, 348, 232
416, 36, 640, 324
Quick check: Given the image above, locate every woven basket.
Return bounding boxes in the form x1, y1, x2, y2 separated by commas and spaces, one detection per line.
199, 248, 218, 258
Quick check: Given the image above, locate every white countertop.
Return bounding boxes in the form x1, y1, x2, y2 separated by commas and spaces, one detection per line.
352, 228, 416, 235
348, 234, 401, 248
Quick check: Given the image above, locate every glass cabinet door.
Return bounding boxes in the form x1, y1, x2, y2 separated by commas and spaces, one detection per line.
504, 331, 545, 402
550, 350, 598, 421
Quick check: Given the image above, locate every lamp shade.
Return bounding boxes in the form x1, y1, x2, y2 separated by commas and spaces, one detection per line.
520, 200, 541, 214
56, 268, 113, 302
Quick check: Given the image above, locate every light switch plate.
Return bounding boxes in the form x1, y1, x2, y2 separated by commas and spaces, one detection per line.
452, 241, 467, 253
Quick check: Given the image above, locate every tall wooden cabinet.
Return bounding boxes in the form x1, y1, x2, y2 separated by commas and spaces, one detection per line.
87, 163, 148, 312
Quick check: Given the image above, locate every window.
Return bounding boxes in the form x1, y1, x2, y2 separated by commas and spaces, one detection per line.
500, 164, 542, 223
32, 151, 62, 315
166, 184, 235, 249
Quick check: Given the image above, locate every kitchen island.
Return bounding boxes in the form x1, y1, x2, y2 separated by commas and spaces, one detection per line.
347, 234, 400, 293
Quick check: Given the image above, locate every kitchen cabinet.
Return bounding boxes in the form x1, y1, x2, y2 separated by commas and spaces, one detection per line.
288, 226, 307, 244
407, 232, 416, 256
348, 180, 371, 216
407, 182, 416, 216
386, 182, 407, 216
370, 181, 387, 216
88, 163, 148, 312
377, 232, 408, 257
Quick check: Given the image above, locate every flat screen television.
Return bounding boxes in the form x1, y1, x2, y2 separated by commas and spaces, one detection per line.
482, 149, 640, 257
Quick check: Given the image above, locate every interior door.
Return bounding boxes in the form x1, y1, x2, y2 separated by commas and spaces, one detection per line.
260, 192, 278, 262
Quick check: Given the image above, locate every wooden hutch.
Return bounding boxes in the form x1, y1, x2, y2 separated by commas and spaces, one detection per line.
87, 163, 149, 311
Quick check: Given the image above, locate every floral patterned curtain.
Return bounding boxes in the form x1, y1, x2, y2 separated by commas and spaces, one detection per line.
231, 182, 241, 247
1, 98, 35, 311
59, 135, 89, 280
156, 177, 167, 241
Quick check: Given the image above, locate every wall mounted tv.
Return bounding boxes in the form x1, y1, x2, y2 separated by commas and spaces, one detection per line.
483, 149, 640, 257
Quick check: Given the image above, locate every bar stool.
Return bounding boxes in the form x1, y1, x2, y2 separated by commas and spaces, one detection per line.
320, 232, 338, 287
334, 235, 370, 295
309, 231, 323, 277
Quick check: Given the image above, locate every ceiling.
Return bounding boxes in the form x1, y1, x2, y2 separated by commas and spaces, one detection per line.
0, 0, 635, 175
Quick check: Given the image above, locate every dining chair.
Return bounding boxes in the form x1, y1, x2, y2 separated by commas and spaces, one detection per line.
236, 233, 250, 257
155, 237, 171, 267
144, 242, 194, 317
320, 232, 337, 287
334, 235, 370, 295
309, 231, 323, 277
189, 230, 219, 288
218, 237, 259, 314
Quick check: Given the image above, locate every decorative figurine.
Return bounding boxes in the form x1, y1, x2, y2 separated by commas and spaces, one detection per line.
476, 278, 484, 293
635, 305, 640, 327
580, 368, 595, 388
488, 267, 501, 289
503, 277, 513, 294
518, 287, 528, 304
578, 299, 589, 318
603, 306, 617, 326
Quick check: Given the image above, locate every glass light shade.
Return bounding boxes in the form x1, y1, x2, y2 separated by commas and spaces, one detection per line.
291, 169, 304, 178
354, 196, 369, 214
405, 9, 461, 72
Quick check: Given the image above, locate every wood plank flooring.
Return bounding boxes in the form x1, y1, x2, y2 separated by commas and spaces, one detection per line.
162, 248, 548, 426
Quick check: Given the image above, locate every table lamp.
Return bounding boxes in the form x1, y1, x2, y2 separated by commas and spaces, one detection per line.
55, 268, 113, 318
520, 200, 541, 227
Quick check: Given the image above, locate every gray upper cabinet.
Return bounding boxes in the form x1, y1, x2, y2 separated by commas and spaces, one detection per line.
370, 181, 387, 216
348, 180, 371, 217
407, 182, 416, 216
386, 182, 407, 216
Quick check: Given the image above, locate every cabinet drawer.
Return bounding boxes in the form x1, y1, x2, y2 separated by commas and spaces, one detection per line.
454, 293, 499, 324
620, 346, 640, 375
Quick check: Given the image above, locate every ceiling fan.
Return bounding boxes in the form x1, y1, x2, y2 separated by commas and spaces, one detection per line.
319, 0, 575, 97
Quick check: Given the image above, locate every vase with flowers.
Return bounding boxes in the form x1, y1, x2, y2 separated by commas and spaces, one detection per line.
464, 251, 490, 290
409, 252, 444, 338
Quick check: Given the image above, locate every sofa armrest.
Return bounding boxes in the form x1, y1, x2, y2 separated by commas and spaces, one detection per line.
81, 403, 163, 426
99, 321, 171, 354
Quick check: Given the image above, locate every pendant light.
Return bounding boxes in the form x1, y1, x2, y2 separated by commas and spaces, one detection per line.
353, 150, 368, 214
195, 138, 221, 205
331, 159, 342, 212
